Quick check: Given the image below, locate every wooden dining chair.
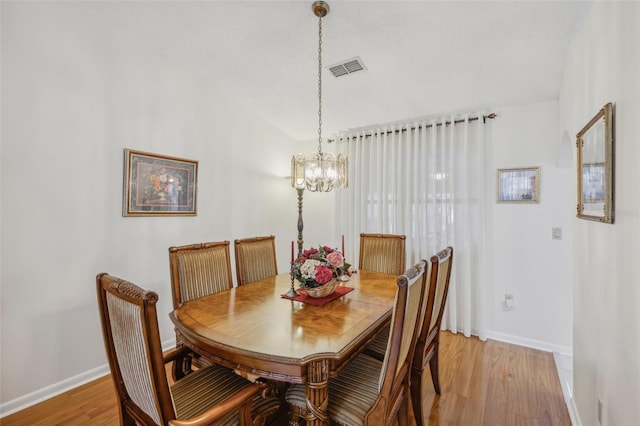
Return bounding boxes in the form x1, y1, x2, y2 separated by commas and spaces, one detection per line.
409, 246, 453, 425
168, 241, 234, 309
359, 233, 406, 275
96, 273, 280, 426
234, 235, 278, 286
285, 260, 428, 426
168, 241, 235, 372
363, 246, 454, 426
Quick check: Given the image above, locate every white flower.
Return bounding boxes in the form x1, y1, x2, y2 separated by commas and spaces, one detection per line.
300, 259, 321, 279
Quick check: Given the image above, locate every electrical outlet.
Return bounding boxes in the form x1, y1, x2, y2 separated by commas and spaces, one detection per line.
552, 227, 562, 240
503, 293, 514, 310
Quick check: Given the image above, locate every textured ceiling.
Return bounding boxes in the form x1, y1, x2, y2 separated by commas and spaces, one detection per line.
84, 0, 592, 141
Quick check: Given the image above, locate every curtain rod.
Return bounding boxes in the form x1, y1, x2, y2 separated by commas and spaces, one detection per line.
328, 112, 497, 143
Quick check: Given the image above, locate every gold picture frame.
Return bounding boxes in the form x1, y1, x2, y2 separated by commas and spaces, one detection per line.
497, 167, 540, 203
576, 102, 614, 223
123, 149, 198, 217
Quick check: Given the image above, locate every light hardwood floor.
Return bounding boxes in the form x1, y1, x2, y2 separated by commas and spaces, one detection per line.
0, 331, 571, 425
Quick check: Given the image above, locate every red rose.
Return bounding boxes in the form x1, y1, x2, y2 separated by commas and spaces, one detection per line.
322, 246, 334, 253
302, 248, 318, 258
315, 265, 334, 284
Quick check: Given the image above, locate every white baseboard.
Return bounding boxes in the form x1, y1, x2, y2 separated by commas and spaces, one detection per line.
568, 397, 582, 426
0, 364, 110, 418
553, 351, 577, 425
485, 330, 572, 355
553, 352, 574, 402
0, 338, 177, 419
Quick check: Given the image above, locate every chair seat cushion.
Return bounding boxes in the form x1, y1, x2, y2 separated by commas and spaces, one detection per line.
172, 364, 279, 425
286, 353, 382, 426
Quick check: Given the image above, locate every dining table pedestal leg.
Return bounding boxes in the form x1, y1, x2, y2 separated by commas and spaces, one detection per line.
305, 359, 330, 425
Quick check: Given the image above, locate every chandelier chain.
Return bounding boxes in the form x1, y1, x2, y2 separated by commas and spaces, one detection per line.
290, 1, 347, 193
317, 14, 323, 154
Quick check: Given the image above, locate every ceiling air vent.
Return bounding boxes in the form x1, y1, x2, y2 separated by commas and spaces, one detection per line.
328, 57, 366, 78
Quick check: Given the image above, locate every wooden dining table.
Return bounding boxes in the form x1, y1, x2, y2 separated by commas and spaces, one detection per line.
169, 270, 398, 425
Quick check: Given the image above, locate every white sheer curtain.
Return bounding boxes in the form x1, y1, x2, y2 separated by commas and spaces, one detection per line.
335, 115, 487, 339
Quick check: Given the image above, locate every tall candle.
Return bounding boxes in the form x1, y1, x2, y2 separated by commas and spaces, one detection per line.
341, 234, 345, 254
291, 240, 294, 264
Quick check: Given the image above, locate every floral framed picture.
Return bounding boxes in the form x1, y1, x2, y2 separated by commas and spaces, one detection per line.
122, 149, 198, 216
497, 167, 540, 203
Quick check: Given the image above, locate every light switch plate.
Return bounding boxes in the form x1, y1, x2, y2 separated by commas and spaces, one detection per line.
552, 227, 562, 240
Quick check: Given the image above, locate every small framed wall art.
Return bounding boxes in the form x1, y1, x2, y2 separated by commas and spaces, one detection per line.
497, 167, 540, 203
122, 149, 198, 216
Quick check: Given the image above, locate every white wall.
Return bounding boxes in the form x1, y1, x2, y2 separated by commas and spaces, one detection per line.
485, 100, 573, 353
0, 2, 298, 410
559, 2, 640, 425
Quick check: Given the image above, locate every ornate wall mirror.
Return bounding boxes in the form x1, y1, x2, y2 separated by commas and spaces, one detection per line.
576, 102, 614, 223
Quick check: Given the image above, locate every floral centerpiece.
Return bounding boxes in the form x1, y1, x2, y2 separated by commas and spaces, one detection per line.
292, 245, 351, 293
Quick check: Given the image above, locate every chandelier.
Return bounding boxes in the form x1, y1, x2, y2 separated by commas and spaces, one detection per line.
291, 1, 348, 193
